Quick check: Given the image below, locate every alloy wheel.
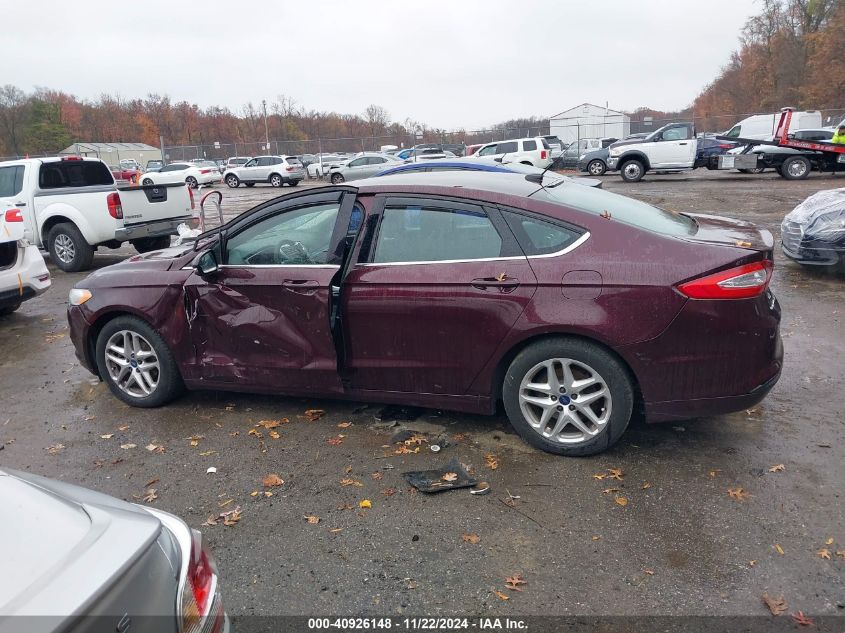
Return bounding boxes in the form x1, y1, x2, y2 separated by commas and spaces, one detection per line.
518, 357, 612, 445
588, 161, 605, 176
104, 330, 160, 398
787, 159, 808, 178
53, 234, 75, 264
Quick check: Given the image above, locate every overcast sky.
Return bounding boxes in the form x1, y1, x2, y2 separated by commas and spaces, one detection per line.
2, 0, 758, 130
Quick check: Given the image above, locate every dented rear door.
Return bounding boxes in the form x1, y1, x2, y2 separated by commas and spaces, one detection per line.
184, 190, 355, 393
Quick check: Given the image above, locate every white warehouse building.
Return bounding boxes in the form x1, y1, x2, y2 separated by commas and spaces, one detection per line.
549, 103, 631, 145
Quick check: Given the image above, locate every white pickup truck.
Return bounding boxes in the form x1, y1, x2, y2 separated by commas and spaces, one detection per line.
0, 156, 194, 271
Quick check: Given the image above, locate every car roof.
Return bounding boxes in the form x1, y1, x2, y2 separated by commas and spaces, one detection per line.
356, 170, 543, 199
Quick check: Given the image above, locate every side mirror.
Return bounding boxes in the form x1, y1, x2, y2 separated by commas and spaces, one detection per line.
194, 250, 219, 276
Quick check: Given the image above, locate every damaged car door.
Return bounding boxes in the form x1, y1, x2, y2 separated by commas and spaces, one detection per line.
184, 190, 354, 394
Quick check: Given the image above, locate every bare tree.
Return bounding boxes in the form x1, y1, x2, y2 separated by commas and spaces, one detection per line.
0, 85, 28, 155
364, 104, 390, 138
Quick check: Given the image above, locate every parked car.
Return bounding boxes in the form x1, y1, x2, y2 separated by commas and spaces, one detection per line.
542, 135, 565, 158
145, 159, 164, 172
141, 162, 221, 188
0, 206, 50, 315
327, 152, 402, 183
469, 137, 553, 168
308, 155, 348, 178
67, 171, 781, 457
558, 138, 603, 169
781, 187, 845, 272
0, 157, 193, 271
300, 153, 318, 168
119, 158, 142, 171
399, 148, 457, 161
110, 165, 141, 183
223, 155, 305, 188
695, 135, 740, 159
0, 467, 228, 632
377, 157, 602, 187
577, 134, 651, 176
225, 156, 251, 171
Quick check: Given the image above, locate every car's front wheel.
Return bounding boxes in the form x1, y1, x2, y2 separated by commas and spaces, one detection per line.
502, 338, 634, 456
95, 315, 184, 407
330, 173, 345, 184
587, 160, 607, 176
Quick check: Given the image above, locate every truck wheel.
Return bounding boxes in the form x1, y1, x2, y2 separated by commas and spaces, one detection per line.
781, 156, 811, 180
132, 236, 171, 253
587, 160, 607, 176
620, 160, 645, 182
47, 223, 95, 272
225, 174, 240, 188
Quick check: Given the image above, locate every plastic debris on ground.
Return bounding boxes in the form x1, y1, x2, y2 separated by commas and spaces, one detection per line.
174, 223, 202, 245
403, 458, 477, 493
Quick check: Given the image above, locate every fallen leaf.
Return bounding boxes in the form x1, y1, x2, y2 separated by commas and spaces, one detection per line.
250, 491, 259, 497
404, 434, 428, 446
599, 210, 612, 220
199, 449, 216, 456
304, 409, 326, 422
46, 443, 65, 454
816, 548, 831, 560
262, 473, 284, 487
303, 515, 320, 524
145, 442, 163, 452
505, 574, 527, 591
257, 420, 282, 429
762, 592, 788, 616
641, 482, 652, 489
222, 507, 242, 526
382, 487, 398, 496
492, 590, 510, 601
748, 560, 757, 567
187, 435, 203, 446
591, 535, 601, 541
229, 431, 240, 437
608, 468, 623, 481
327, 436, 344, 446
441, 472, 458, 482
145, 477, 160, 487
643, 569, 655, 575
601, 487, 620, 494
462, 533, 481, 544
494, 272, 508, 282
120, 443, 136, 450
728, 487, 750, 501
484, 454, 499, 470
268, 430, 280, 439
359, 499, 372, 509
340, 478, 363, 487
614, 496, 629, 506
836, 550, 845, 560
248, 428, 262, 438
371, 471, 383, 480
100, 434, 114, 439
768, 464, 785, 473
791, 611, 814, 627
337, 502, 354, 510
824, 537, 833, 545
337, 421, 352, 429
774, 543, 785, 555
142, 488, 158, 503
203, 515, 219, 526
452, 433, 468, 442
394, 445, 419, 455
329, 528, 343, 533
592, 473, 607, 480
118, 424, 130, 431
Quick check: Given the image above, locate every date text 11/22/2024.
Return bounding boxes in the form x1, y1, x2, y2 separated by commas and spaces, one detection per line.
307, 618, 528, 630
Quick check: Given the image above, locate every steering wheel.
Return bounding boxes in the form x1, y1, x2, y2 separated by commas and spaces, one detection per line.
276, 239, 312, 265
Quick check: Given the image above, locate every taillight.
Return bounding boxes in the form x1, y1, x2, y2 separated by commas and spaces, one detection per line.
678, 260, 773, 299
200, 169, 211, 174
188, 186, 195, 210
61, 156, 83, 161
286, 166, 294, 172
541, 150, 548, 159
719, 144, 734, 149
180, 530, 221, 633
4, 209, 22, 222
106, 192, 123, 219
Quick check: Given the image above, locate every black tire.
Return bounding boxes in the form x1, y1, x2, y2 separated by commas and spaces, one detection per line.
288, 180, 299, 187
502, 337, 634, 456
132, 236, 171, 253
95, 315, 184, 408
47, 222, 94, 272
0, 303, 21, 316
330, 172, 345, 184
141, 178, 154, 185
185, 176, 199, 188
225, 174, 240, 188
269, 173, 283, 188
781, 155, 811, 180
587, 160, 607, 176
245, 182, 255, 187
620, 159, 645, 182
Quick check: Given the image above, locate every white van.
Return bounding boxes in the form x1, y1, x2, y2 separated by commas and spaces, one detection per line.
723, 111, 822, 140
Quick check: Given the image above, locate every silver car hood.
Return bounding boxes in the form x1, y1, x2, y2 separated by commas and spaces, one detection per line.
0, 469, 163, 618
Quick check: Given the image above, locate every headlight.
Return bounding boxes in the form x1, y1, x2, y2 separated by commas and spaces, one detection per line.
68, 288, 92, 305
608, 148, 622, 158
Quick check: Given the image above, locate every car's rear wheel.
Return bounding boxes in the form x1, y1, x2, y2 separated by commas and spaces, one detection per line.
47, 223, 94, 272
0, 303, 21, 316
331, 173, 345, 184
502, 338, 634, 456
185, 176, 199, 188
132, 236, 171, 253
141, 177, 154, 185
620, 159, 645, 182
95, 315, 184, 408
270, 173, 283, 187
587, 160, 607, 176
225, 174, 240, 188
288, 180, 299, 187
245, 182, 255, 187
781, 156, 811, 180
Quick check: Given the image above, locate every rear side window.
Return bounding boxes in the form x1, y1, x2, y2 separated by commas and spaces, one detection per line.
373, 205, 503, 264
498, 141, 518, 154
523, 140, 537, 151
502, 210, 581, 256
38, 161, 113, 189
531, 184, 697, 237
286, 158, 302, 165
0, 165, 24, 197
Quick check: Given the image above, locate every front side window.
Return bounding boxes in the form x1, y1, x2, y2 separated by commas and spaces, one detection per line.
244, 159, 258, 168
0, 166, 24, 197
373, 204, 503, 264
477, 144, 498, 157
226, 203, 340, 266
501, 210, 581, 256
348, 158, 366, 167
662, 126, 690, 141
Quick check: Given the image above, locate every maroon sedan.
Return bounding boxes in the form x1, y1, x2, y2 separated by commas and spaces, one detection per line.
67, 172, 782, 456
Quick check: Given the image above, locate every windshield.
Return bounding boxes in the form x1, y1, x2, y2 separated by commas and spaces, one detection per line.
530, 183, 697, 237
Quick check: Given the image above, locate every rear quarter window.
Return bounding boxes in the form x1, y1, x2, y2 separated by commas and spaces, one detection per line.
531, 184, 697, 237
523, 140, 537, 151
38, 161, 113, 189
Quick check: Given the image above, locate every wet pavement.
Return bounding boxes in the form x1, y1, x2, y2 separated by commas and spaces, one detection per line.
1, 172, 843, 618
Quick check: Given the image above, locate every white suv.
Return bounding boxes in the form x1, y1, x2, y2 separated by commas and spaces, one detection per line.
469, 137, 553, 168
224, 155, 305, 188
0, 207, 50, 315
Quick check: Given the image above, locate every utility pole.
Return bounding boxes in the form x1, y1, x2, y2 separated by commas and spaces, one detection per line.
262, 100, 270, 155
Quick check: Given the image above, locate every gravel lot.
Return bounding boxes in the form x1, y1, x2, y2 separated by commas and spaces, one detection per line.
1, 170, 843, 621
